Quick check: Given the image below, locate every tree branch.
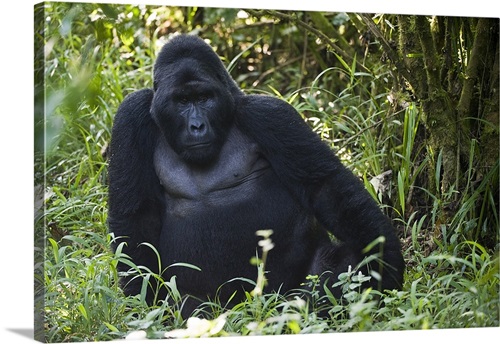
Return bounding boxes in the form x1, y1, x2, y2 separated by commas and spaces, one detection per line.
248, 9, 371, 74
415, 16, 441, 93
359, 14, 416, 87
457, 18, 493, 124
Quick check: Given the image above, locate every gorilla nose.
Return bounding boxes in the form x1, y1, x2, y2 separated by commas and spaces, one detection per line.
189, 121, 207, 136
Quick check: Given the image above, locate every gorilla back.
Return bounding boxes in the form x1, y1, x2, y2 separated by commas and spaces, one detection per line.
108, 34, 405, 314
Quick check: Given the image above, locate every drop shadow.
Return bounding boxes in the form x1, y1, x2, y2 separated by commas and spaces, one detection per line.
6, 328, 34, 340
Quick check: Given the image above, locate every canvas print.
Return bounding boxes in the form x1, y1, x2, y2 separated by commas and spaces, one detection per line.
34, 2, 499, 342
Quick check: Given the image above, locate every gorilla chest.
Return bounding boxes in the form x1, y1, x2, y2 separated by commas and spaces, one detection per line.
153, 127, 280, 216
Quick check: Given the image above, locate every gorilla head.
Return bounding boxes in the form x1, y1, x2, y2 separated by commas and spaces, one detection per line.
150, 35, 243, 166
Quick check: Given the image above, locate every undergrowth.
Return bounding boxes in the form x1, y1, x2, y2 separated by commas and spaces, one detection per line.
42, 228, 499, 341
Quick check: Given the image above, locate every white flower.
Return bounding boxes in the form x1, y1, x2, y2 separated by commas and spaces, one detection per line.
290, 296, 306, 309
185, 317, 212, 337
255, 229, 274, 238
258, 238, 275, 252
125, 330, 147, 340
246, 321, 259, 334
164, 314, 227, 338
209, 314, 227, 335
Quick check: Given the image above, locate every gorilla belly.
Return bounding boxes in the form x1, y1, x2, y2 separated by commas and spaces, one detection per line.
160, 169, 315, 296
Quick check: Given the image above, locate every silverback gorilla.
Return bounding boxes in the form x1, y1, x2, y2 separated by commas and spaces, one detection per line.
108, 34, 404, 314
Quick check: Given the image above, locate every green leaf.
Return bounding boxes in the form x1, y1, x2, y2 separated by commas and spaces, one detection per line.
77, 303, 89, 321
103, 322, 120, 333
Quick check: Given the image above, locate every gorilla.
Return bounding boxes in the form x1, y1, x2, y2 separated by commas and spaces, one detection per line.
108, 34, 404, 314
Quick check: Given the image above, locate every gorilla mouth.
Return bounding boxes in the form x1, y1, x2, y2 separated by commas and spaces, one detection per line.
187, 142, 211, 149
182, 141, 219, 166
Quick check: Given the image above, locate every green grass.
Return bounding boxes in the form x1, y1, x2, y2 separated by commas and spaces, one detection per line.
36, 3, 499, 342
41, 227, 498, 341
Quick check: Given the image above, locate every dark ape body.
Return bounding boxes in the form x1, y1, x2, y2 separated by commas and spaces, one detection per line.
108, 35, 404, 313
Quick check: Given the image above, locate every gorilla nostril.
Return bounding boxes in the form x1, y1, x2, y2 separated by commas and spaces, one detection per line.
191, 123, 205, 131
190, 122, 206, 135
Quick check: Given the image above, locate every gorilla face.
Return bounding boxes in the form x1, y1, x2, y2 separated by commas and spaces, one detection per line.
151, 58, 235, 166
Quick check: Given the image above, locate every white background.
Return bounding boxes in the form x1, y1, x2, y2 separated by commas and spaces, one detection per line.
1, 1, 498, 343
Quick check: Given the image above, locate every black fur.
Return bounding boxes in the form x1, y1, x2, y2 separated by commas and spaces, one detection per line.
108, 34, 404, 315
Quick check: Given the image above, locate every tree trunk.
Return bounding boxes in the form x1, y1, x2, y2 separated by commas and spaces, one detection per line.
384, 15, 498, 189
365, 14, 499, 243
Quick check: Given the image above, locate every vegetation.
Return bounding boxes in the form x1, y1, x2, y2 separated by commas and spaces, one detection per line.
35, 2, 499, 342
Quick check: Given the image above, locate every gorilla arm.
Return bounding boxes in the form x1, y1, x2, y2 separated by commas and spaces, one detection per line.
108, 89, 164, 299
235, 94, 404, 291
